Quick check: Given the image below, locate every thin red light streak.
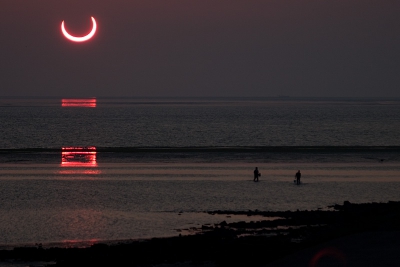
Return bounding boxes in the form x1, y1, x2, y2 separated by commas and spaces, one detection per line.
58, 169, 101, 175
62, 99, 96, 107
61, 161, 97, 166
63, 146, 97, 151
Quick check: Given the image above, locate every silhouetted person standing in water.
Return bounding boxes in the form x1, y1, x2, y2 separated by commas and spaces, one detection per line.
254, 167, 260, 182
295, 170, 301, 185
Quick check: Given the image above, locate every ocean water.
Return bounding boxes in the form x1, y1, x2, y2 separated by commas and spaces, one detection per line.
1, 97, 400, 247
1, 97, 400, 148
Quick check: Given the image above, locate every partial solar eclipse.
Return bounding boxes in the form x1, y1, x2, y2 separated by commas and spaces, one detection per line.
61, 16, 97, 42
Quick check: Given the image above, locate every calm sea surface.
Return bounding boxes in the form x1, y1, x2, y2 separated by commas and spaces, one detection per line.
1, 97, 400, 246
2, 97, 400, 148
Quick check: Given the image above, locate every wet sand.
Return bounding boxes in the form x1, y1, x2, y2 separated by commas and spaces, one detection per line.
0, 201, 399, 267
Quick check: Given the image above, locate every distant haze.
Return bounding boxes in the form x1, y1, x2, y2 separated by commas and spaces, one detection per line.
1, 0, 399, 98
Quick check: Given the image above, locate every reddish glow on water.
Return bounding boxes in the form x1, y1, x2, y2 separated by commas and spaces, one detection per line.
61, 98, 96, 107
61, 238, 100, 248
309, 247, 347, 267
61, 147, 97, 167
58, 169, 101, 175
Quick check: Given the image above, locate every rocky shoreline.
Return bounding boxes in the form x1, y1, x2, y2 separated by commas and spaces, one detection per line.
1, 201, 400, 267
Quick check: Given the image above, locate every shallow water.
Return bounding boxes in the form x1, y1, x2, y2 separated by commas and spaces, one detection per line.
0, 161, 399, 247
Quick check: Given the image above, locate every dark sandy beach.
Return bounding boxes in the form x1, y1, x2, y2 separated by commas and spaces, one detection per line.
1, 201, 399, 267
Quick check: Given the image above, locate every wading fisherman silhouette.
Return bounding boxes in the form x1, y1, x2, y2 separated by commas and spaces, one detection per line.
295, 170, 301, 185
254, 167, 261, 182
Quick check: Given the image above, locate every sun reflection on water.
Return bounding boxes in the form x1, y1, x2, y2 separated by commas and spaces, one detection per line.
60, 147, 100, 175
61, 98, 96, 107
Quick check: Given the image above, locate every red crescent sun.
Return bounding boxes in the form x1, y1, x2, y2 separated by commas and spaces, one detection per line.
61, 17, 97, 42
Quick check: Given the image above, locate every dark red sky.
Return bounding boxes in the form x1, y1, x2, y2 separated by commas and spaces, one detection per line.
1, 0, 400, 97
